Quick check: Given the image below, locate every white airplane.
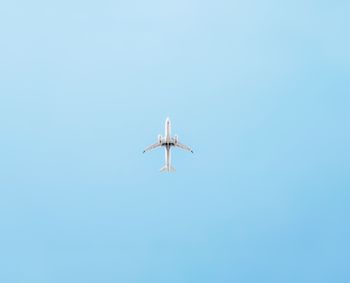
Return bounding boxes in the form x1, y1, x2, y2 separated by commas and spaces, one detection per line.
143, 117, 193, 172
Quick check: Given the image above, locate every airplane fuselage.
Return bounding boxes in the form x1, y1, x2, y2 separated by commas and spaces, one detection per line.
162, 118, 174, 172
165, 117, 171, 142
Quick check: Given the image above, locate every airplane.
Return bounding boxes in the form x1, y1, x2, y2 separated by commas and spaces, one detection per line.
143, 117, 193, 172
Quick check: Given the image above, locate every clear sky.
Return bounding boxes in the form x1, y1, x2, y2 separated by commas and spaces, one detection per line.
0, 1, 349, 282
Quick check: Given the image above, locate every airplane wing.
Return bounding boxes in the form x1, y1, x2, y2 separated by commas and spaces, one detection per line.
143, 143, 161, 153
175, 142, 194, 153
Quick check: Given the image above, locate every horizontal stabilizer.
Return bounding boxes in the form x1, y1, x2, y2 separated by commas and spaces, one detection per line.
160, 165, 176, 173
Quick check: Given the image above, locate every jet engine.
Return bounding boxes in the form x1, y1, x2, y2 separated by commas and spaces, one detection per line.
174, 135, 178, 144
158, 135, 162, 144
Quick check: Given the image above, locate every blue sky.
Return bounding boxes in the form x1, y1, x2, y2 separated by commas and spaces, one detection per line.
0, 1, 349, 282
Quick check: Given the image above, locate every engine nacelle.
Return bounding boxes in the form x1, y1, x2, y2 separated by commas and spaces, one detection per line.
158, 135, 162, 144
174, 135, 178, 144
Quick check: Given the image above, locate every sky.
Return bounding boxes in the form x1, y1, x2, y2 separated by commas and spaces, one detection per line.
0, 0, 349, 282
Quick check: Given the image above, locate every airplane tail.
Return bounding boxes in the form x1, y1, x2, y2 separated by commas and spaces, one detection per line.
160, 165, 176, 173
